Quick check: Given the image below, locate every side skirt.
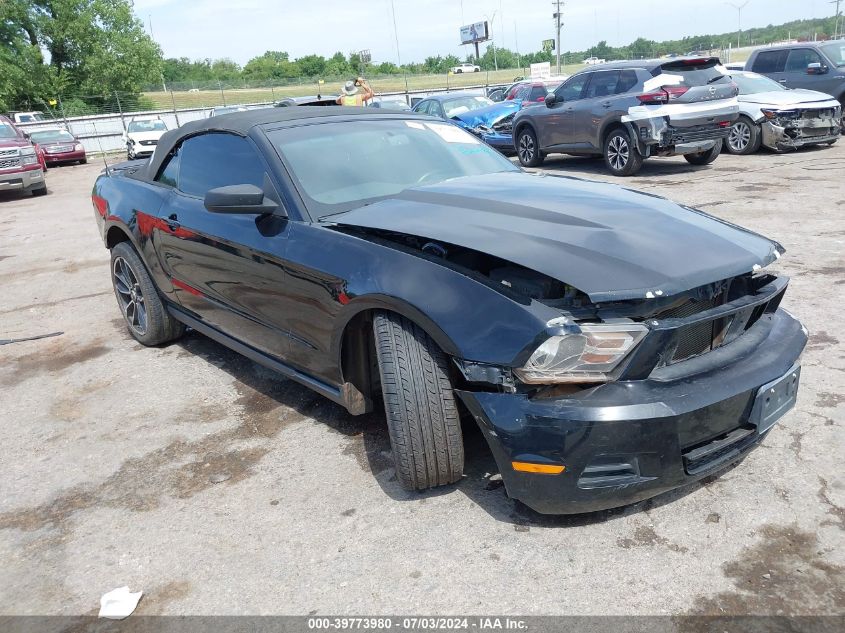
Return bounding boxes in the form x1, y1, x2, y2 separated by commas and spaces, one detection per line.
167, 305, 369, 415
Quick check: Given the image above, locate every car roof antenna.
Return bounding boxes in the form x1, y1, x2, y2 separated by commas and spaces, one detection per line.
90, 120, 111, 176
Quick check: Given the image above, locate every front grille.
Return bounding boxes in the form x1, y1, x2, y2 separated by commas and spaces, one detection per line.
48, 145, 74, 153
0, 148, 19, 159
139, 139, 157, 146
0, 158, 22, 169
666, 124, 731, 144
658, 280, 785, 365
801, 107, 836, 119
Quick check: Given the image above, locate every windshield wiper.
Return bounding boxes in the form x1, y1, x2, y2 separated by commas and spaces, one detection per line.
707, 75, 726, 84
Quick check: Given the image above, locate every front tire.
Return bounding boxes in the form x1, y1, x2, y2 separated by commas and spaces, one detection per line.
110, 242, 185, 346
516, 126, 545, 167
456, 69, 463, 74
724, 116, 761, 155
684, 141, 722, 166
603, 128, 643, 176
31, 185, 47, 197
373, 312, 464, 491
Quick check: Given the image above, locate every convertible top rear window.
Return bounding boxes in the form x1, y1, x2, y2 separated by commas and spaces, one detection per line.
267, 119, 517, 216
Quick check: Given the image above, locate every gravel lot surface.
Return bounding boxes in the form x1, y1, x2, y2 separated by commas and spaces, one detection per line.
1, 144, 843, 616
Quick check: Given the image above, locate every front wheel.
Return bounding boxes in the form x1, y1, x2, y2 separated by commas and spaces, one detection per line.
455, 69, 462, 74
724, 117, 761, 155
684, 142, 722, 166
516, 127, 545, 167
110, 242, 185, 346
373, 312, 464, 491
603, 128, 643, 176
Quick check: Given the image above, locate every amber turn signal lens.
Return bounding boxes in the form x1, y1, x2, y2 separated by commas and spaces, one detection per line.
511, 461, 565, 474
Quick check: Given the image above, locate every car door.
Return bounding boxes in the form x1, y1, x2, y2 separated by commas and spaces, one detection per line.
536, 72, 591, 149
782, 48, 825, 90
571, 70, 621, 149
150, 131, 294, 360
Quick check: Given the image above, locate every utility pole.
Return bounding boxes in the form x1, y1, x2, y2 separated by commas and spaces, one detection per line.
833, 0, 843, 40
725, 1, 749, 50
553, 0, 563, 75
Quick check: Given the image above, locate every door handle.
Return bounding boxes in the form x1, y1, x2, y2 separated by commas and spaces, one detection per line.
778, 79, 787, 84
601, 101, 612, 108
565, 107, 575, 113
166, 214, 181, 231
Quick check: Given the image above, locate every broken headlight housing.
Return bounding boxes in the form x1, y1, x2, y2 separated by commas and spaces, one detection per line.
515, 323, 648, 384
761, 109, 800, 122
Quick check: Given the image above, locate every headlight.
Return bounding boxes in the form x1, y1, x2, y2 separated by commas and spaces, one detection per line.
74, 143, 84, 151
20, 146, 37, 165
514, 323, 648, 384
20, 146, 35, 156
761, 109, 799, 121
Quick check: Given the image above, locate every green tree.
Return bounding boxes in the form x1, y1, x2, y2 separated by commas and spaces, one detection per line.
0, 0, 162, 109
296, 54, 327, 77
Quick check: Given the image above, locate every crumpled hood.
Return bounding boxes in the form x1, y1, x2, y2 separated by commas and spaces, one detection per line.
329, 172, 782, 303
453, 101, 521, 128
741, 89, 840, 108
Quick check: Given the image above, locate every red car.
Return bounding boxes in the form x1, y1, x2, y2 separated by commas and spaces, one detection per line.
0, 115, 47, 196
27, 128, 87, 166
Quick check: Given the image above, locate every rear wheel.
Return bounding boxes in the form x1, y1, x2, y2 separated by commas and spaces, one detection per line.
373, 311, 464, 491
684, 142, 722, 166
725, 116, 761, 155
110, 241, 185, 346
455, 69, 463, 74
603, 128, 643, 176
516, 126, 545, 167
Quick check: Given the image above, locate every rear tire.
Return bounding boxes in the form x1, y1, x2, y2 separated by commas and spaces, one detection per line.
110, 241, 185, 346
516, 126, 545, 167
684, 141, 722, 166
373, 311, 464, 491
603, 127, 643, 176
724, 116, 761, 155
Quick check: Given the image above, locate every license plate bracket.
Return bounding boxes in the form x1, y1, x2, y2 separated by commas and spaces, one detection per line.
749, 363, 801, 435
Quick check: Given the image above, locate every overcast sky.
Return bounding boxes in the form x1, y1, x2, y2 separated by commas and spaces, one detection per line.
133, 0, 835, 65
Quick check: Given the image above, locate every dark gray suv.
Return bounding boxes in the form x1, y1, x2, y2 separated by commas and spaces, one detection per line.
746, 40, 845, 130
512, 57, 740, 176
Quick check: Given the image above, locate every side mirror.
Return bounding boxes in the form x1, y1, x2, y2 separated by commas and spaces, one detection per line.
807, 62, 828, 75
545, 93, 557, 107
204, 184, 283, 215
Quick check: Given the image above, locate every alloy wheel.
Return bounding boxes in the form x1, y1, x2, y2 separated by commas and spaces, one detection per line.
728, 121, 751, 152
607, 135, 629, 171
113, 256, 148, 335
518, 133, 535, 163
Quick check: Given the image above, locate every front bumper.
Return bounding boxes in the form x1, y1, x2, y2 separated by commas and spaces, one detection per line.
456, 308, 806, 514
45, 149, 86, 163
0, 167, 44, 192
761, 119, 840, 151
480, 131, 515, 153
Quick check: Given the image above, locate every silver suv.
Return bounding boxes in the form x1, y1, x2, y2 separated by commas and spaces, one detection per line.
512, 57, 739, 176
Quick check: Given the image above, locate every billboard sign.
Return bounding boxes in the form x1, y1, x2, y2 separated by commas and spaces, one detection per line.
542, 39, 555, 52
460, 21, 489, 45
530, 62, 552, 79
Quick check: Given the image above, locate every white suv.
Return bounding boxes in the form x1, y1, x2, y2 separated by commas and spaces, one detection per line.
451, 63, 481, 73
123, 117, 168, 160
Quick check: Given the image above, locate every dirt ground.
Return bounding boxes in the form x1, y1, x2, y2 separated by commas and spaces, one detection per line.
0, 143, 843, 617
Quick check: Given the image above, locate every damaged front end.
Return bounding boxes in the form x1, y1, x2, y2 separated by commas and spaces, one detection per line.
760, 105, 841, 151
452, 267, 806, 514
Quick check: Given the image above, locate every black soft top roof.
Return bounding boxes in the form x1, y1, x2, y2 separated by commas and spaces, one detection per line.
146, 106, 412, 178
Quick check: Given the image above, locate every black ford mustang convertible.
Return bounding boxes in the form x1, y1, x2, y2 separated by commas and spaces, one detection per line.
92, 107, 806, 514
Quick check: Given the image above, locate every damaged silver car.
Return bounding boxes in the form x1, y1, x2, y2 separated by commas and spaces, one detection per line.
724, 71, 841, 154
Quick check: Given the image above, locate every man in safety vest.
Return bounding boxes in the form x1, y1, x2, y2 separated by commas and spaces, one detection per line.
336, 77, 374, 106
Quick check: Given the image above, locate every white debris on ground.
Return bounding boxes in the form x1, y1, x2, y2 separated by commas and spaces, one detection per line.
98, 586, 143, 619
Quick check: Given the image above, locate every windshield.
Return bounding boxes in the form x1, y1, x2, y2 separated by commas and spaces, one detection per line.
18, 113, 45, 123
656, 60, 732, 85
0, 123, 18, 139
128, 120, 167, 133
732, 73, 785, 94
442, 96, 493, 118
821, 42, 845, 66
30, 130, 75, 143
268, 119, 518, 216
